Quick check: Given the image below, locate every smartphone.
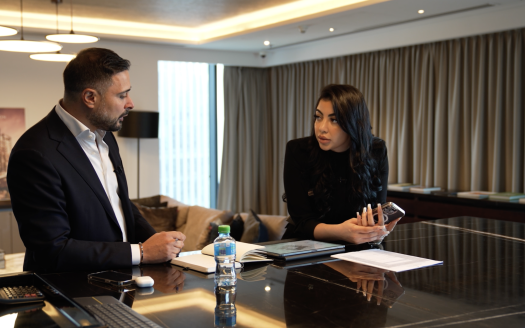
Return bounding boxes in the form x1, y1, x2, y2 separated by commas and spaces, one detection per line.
372, 202, 405, 224
88, 271, 134, 286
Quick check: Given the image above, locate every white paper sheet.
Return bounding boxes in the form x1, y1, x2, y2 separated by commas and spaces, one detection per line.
331, 249, 443, 272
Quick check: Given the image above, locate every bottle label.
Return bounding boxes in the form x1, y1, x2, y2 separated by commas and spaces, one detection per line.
215, 241, 236, 256
215, 315, 236, 326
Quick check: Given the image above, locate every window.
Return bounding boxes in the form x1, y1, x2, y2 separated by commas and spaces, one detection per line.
158, 61, 224, 208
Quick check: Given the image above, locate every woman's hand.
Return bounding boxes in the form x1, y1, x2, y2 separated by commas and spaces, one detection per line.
338, 218, 388, 244
356, 203, 401, 242
313, 204, 391, 244
338, 203, 388, 244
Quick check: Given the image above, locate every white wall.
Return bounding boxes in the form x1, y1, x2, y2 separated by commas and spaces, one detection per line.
0, 37, 260, 198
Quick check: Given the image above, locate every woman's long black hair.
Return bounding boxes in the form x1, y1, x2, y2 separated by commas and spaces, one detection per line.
308, 84, 381, 216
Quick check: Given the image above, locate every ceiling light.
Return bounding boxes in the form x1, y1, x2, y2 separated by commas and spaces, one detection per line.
30, 52, 76, 62
45, 0, 99, 44
263, 40, 270, 46
0, 0, 62, 53
0, 26, 17, 36
329, 27, 335, 32
31, 1, 76, 62
418, 9, 425, 14
46, 33, 98, 43
0, 40, 62, 52
265, 286, 271, 292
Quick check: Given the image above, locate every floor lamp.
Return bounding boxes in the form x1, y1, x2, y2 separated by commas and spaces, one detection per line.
118, 111, 159, 199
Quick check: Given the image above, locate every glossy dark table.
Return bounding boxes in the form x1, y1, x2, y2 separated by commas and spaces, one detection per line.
36, 217, 525, 327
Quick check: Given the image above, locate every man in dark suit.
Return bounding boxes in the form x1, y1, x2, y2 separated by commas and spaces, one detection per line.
7, 48, 185, 273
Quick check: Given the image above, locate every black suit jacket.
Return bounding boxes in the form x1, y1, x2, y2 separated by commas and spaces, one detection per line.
7, 108, 156, 273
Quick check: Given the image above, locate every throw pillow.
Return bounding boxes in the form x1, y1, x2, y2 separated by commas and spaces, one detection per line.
196, 210, 234, 250
131, 195, 168, 208
240, 209, 269, 243
230, 214, 245, 241
183, 206, 225, 251
135, 204, 178, 233
207, 212, 242, 245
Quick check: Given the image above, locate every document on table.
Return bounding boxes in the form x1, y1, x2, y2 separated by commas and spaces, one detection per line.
331, 249, 443, 272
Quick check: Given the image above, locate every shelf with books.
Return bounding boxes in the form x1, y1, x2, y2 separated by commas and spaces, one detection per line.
387, 190, 525, 223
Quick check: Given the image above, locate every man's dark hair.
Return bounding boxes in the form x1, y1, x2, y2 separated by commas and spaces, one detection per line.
63, 48, 130, 98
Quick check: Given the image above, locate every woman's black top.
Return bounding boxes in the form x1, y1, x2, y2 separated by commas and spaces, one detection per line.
283, 136, 389, 240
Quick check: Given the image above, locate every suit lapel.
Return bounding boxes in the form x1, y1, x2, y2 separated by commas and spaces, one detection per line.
105, 133, 136, 242
46, 109, 120, 229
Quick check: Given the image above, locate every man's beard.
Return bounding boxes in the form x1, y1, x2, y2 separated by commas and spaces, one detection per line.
87, 101, 128, 132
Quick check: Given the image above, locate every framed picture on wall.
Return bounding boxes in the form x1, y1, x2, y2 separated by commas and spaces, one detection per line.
0, 108, 25, 200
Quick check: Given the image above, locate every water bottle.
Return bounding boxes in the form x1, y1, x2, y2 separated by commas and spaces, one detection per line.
214, 225, 237, 286
214, 285, 237, 327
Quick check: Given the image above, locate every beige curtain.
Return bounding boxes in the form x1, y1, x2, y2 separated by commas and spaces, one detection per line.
219, 28, 525, 215
217, 67, 269, 213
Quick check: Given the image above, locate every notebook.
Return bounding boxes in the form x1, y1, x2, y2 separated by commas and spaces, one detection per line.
255, 240, 345, 260
171, 242, 271, 273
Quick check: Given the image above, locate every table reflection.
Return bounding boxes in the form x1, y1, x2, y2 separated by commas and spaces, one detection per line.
283, 261, 405, 327
215, 285, 236, 328
323, 261, 404, 307
141, 265, 186, 294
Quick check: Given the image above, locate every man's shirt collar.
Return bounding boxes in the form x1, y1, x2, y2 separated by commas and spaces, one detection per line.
55, 100, 107, 140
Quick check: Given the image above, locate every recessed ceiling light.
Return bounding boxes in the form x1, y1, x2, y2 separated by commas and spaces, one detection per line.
265, 286, 271, 292
418, 9, 425, 14
329, 28, 335, 32
263, 40, 270, 46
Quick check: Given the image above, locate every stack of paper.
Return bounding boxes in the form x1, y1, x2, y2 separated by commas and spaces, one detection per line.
331, 249, 443, 272
457, 191, 495, 199
488, 192, 525, 202
409, 186, 442, 194
388, 183, 419, 192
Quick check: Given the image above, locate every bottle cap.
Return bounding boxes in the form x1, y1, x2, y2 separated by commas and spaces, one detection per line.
218, 225, 230, 234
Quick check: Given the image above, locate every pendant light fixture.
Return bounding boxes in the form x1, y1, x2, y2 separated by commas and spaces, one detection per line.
0, 26, 18, 37
46, 0, 99, 43
31, 0, 76, 62
0, 0, 62, 53
30, 52, 76, 62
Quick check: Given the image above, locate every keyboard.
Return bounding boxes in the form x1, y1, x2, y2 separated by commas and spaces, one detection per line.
0, 285, 45, 304
75, 296, 161, 328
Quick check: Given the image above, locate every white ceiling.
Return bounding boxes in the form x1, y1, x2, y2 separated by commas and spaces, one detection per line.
1, 0, 524, 53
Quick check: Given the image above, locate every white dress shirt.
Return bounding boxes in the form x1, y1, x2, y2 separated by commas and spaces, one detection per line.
55, 101, 140, 265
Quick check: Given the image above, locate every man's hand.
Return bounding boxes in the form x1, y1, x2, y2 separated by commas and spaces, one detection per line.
142, 231, 186, 264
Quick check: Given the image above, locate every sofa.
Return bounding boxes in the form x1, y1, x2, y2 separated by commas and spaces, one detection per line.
132, 195, 289, 251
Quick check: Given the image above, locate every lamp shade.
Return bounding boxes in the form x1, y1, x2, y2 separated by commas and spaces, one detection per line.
118, 111, 159, 139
